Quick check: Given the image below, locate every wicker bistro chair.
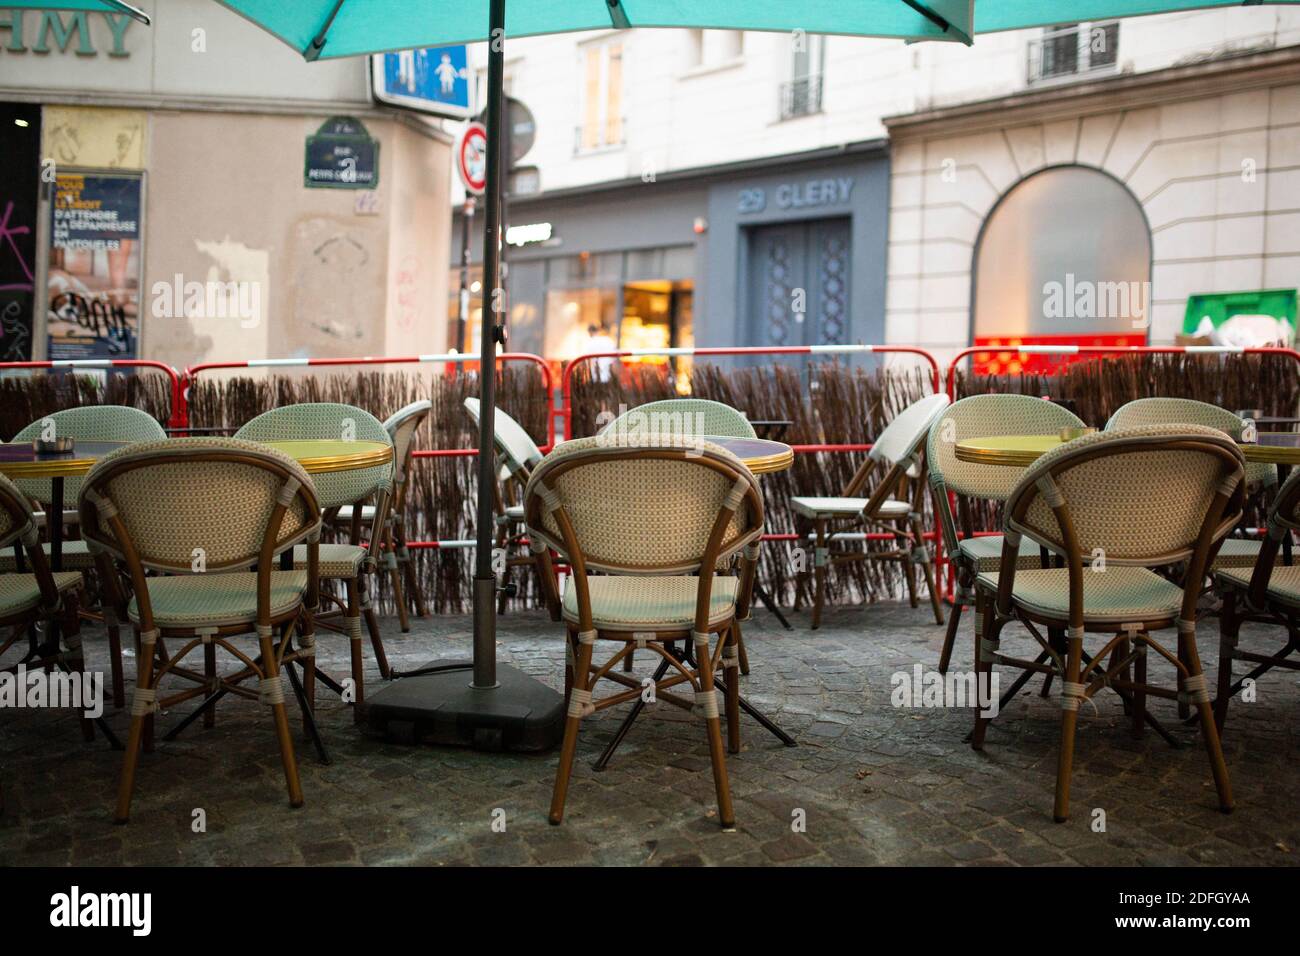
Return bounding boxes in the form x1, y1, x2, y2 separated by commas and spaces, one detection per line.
790, 392, 950, 629
598, 398, 758, 672
77, 439, 323, 822
333, 400, 434, 631
1, 405, 168, 709
970, 425, 1245, 823
1213, 467, 1300, 734
598, 398, 758, 440
0, 473, 89, 781
929, 395, 1087, 676
464, 398, 561, 618
524, 436, 765, 828
234, 403, 394, 720
1106, 397, 1276, 570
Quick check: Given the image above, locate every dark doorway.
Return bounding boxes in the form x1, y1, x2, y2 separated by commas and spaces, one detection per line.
0, 102, 41, 362
746, 217, 850, 348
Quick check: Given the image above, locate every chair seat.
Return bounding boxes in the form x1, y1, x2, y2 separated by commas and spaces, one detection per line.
1216, 563, 1300, 608
333, 504, 377, 524
975, 566, 1185, 625
0, 571, 82, 617
562, 575, 738, 631
790, 496, 911, 519
291, 543, 367, 577
0, 540, 96, 571
128, 571, 308, 630
1210, 537, 1262, 569
957, 534, 1052, 573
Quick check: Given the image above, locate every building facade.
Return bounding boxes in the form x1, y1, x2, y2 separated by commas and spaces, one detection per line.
0, 1, 453, 369
448, 9, 1300, 361
451, 141, 889, 362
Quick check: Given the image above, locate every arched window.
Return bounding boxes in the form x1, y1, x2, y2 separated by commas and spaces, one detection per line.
972, 165, 1151, 344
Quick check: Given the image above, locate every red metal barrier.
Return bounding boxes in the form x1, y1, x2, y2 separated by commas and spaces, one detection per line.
184, 352, 556, 454
945, 343, 1300, 399
562, 344, 942, 441
0, 359, 187, 430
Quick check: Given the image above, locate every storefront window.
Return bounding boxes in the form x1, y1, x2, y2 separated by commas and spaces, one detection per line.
446, 265, 483, 353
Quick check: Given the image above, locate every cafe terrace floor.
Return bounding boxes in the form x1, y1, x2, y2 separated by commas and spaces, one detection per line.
2, 604, 1296, 867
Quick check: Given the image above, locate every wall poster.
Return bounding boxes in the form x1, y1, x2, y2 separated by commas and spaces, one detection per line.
47, 170, 143, 359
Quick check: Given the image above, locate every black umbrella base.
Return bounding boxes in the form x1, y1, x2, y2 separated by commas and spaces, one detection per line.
365, 662, 564, 752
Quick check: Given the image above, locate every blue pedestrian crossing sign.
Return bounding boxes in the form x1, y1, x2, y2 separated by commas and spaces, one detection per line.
371, 46, 473, 119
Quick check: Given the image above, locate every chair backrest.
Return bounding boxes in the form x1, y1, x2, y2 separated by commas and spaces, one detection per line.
925, 394, 1084, 557
598, 398, 757, 440
1004, 424, 1244, 568
234, 402, 391, 510
78, 437, 321, 575
523, 435, 764, 578
13, 405, 167, 507
1106, 396, 1275, 490
0, 473, 62, 610
464, 398, 544, 477
1243, 467, 1300, 606
869, 393, 951, 467
382, 400, 433, 489
0, 473, 37, 553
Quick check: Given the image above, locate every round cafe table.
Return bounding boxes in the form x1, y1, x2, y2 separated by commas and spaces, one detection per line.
954, 431, 1300, 467
954, 431, 1300, 568
0, 438, 392, 573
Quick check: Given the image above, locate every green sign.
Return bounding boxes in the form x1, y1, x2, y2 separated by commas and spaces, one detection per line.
304, 116, 379, 190
1182, 288, 1297, 344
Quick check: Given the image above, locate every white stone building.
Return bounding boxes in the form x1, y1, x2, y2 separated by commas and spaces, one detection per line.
451, 9, 1300, 362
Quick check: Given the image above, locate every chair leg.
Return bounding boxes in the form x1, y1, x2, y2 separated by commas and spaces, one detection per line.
203, 639, 217, 730
733, 616, 750, 676
938, 599, 964, 675
62, 595, 94, 743
812, 518, 827, 630
1042, 628, 1063, 698
260, 628, 304, 809
724, 625, 741, 754
1183, 632, 1233, 813
908, 514, 943, 625
386, 529, 411, 634
971, 593, 1000, 751
396, 516, 429, 619
1215, 592, 1238, 734
698, 632, 735, 829
114, 631, 158, 823
102, 604, 125, 710
1053, 630, 1085, 823
362, 590, 390, 681
549, 637, 594, 825
1131, 641, 1147, 740
300, 608, 317, 733
345, 579, 365, 722
903, 551, 919, 609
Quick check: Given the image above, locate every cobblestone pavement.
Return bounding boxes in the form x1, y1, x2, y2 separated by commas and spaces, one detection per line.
2, 602, 1297, 866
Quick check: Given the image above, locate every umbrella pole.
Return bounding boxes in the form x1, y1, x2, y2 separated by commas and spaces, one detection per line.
367, 0, 563, 752
471, 0, 508, 690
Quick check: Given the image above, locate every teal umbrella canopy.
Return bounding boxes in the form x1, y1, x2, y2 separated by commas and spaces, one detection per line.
0, 0, 151, 21
129, 0, 1300, 59
211, 0, 976, 57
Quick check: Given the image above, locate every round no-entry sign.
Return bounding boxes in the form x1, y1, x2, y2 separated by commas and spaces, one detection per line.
457, 122, 487, 196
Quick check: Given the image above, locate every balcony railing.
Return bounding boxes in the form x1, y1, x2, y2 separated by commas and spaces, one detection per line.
1027, 22, 1120, 85
574, 118, 626, 154
779, 74, 823, 121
